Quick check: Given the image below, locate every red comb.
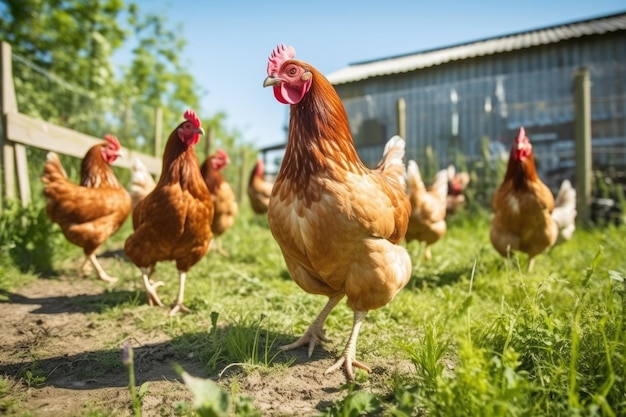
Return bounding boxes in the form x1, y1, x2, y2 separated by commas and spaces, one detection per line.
216, 149, 228, 159
184, 109, 201, 128
267, 44, 296, 76
103, 134, 121, 150
517, 126, 526, 141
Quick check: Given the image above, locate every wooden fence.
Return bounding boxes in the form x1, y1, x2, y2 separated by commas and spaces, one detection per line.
0, 41, 162, 211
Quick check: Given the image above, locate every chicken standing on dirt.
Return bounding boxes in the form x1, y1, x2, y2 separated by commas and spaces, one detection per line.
124, 110, 213, 316
200, 149, 238, 256
128, 157, 157, 210
490, 127, 557, 271
247, 159, 273, 214
405, 161, 448, 260
41, 134, 131, 283
263, 45, 412, 380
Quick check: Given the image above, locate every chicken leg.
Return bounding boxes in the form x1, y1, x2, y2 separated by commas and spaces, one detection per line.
324, 310, 372, 380
81, 254, 118, 283
280, 294, 344, 357
168, 271, 191, 316
211, 238, 228, 257
141, 267, 164, 307
424, 244, 433, 261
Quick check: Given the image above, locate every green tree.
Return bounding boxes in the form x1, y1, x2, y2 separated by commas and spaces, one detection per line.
0, 0, 255, 207
0, 0, 128, 133
117, 5, 204, 154
0, 0, 205, 150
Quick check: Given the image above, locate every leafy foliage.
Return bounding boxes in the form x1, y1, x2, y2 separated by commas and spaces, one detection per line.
0, 200, 68, 274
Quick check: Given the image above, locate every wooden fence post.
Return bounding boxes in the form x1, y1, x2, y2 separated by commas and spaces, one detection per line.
397, 97, 406, 139
573, 68, 592, 227
1, 41, 19, 209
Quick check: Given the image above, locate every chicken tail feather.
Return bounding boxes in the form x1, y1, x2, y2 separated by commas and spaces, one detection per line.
552, 179, 577, 243
406, 160, 425, 194
429, 168, 450, 202
41, 152, 68, 184
376, 135, 407, 188
129, 157, 156, 208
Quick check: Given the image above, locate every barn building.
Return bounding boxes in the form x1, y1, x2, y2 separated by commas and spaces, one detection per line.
325, 11, 626, 192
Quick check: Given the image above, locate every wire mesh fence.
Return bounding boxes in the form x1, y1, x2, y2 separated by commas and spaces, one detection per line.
11, 52, 160, 156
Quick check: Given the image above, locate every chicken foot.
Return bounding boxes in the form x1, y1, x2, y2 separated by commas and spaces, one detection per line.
168, 271, 191, 316
211, 238, 229, 257
141, 267, 164, 307
81, 254, 118, 283
280, 294, 344, 357
324, 310, 372, 380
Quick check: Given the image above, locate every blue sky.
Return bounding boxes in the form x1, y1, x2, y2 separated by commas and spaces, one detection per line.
119, 1, 626, 150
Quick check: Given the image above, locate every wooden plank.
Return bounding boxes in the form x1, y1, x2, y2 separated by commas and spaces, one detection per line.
2, 143, 15, 200
1, 41, 19, 208
6, 112, 162, 175
1, 42, 18, 113
14, 143, 30, 207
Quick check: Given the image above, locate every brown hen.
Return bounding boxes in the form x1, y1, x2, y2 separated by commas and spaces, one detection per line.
247, 159, 273, 214
124, 110, 213, 316
405, 160, 448, 260
490, 127, 557, 271
447, 167, 471, 216
263, 45, 412, 380
200, 149, 238, 256
41, 134, 131, 283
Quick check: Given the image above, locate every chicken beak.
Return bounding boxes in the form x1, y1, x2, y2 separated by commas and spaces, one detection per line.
263, 75, 281, 88
116, 150, 125, 158
197, 127, 205, 136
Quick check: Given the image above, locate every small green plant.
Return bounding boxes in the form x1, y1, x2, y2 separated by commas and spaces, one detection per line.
318, 382, 381, 417
122, 340, 149, 417
174, 364, 261, 417
19, 363, 46, 389
219, 313, 292, 373
0, 376, 19, 414
400, 321, 450, 394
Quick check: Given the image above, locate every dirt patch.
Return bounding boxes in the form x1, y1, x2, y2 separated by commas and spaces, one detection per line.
0, 278, 412, 416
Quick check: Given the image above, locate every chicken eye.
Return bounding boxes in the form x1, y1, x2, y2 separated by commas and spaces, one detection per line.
288, 66, 297, 76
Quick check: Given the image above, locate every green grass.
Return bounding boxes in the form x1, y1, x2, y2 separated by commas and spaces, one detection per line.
1, 201, 626, 416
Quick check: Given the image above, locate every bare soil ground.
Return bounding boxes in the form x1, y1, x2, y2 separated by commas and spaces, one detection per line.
0, 276, 410, 416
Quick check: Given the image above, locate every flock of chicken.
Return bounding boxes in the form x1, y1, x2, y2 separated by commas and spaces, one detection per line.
39, 44, 577, 380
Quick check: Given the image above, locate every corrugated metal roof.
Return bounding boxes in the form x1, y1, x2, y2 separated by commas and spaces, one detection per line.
327, 12, 626, 85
